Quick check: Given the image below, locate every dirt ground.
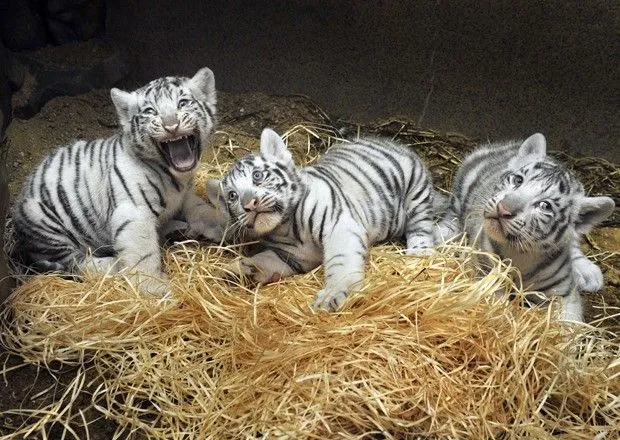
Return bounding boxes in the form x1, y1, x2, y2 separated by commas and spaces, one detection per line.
1, 90, 618, 438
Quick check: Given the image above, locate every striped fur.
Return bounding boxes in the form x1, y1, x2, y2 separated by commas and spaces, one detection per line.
11, 67, 224, 295
437, 133, 615, 321
211, 128, 436, 311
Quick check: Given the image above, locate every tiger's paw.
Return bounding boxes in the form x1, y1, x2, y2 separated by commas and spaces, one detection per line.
186, 220, 226, 243
573, 257, 604, 293
406, 234, 435, 256
434, 222, 461, 244
312, 288, 348, 312
405, 246, 434, 257
128, 272, 171, 297
224, 258, 280, 285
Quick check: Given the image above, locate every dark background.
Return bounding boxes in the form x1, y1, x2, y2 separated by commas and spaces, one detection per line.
2, 0, 618, 160
0, 1, 618, 437
105, 0, 619, 161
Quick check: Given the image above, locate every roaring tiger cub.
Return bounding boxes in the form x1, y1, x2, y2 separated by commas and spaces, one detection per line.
12, 67, 225, 295
436, 133, 615, 321
209, 128, 436, 311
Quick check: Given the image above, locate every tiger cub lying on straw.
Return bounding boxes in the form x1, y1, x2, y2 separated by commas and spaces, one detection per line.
12, 67, 224, 295
209, 128, 436, 311
436, 133, 615, 321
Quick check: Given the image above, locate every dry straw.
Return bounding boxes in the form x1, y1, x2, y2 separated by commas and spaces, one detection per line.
1, 125, 619, 439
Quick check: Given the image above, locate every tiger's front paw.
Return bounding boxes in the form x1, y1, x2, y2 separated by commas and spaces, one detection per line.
224, 258, 281, 285
128, 272, 171, 297
405, 246, 434, 257
434, 222, 461, 244
312, 288, 348, 312
573, 258, 604, 293
186, 221, 226, 243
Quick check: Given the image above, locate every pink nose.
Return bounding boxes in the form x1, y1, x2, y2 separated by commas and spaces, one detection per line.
164, 123, 179, 134
244, 198, 257, 212
497, 202, 513, 218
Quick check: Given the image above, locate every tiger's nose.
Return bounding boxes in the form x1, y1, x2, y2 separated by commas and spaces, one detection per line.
163, 122, 179, 134
497, 202, 513, 218
498, 194, 524, 217
243, 198, 258, 212
162, 115, 180, 134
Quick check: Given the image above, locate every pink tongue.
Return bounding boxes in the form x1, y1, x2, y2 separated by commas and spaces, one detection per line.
167, 138, 194, 169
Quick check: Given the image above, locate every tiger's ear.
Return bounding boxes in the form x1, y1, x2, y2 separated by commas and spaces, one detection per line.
517, 133, 547, 159
188, 67, 216, 105
110, 88, 138, 130
575, 196, 615, 234
260, 128, 293, 165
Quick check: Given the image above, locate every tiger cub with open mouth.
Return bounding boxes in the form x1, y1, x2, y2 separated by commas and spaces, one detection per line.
12, 67, 226, 295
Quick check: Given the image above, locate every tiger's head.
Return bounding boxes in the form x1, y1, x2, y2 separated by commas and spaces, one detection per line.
210, 128, 304, 236
110, 67, 217, 175
482, 133, 614, 251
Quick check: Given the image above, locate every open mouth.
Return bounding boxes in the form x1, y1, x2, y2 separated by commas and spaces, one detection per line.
158, 134, 199, 172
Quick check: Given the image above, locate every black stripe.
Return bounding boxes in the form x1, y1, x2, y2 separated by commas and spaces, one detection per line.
133, 252, 155, 267
139, 186, 159, 216
114, 220, 132, 239
157, 163, 181, 191
114, 164, 137, 204
269, 247, 303, 274
318, 207, 328, 240
146, 176, 166, 207
57, 182, 90, 244
291, 212, 303, 244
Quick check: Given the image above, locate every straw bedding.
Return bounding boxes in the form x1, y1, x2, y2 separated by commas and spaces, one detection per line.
1, 125, 619, 439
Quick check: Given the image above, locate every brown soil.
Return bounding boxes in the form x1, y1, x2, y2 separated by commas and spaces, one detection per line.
1, 90, 618, 438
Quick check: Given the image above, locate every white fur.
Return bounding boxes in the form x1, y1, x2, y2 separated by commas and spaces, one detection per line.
218, 128, 436, 311
437, 133, 615, 322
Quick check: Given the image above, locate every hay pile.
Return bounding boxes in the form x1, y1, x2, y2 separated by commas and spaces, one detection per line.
1, 125, 619, 439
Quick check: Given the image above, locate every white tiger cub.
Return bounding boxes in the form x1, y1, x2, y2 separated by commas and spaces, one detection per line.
12, 67, 225, 295
437, 133, 615, 321
209, 128, 436, 311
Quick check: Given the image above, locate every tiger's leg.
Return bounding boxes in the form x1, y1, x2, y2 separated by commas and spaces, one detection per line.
77, 256, 120, 275
181, 190, 229, 243
560, 288, 584, 322
313, 219, 368, 312
570, 243, 604, 293
76, 244, 121, 274
226, 248, 311, 285
435, 200, 464, 244
404, 192, 435, 256
111, 204, 169, 296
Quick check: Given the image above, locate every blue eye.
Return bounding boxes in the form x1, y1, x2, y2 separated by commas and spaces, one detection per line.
228, 191, 238, 202
252, 170, 264, 182
143, 107, 156, 115
178, 98, 191, 108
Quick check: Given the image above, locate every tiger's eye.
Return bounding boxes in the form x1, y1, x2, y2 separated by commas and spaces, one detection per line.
143, 107, 156, 115
508, 174, 523, 187
538, 200, 551, 211
228, 191, 238, 202
252, 170, 264, 182
178, 99, 191, 108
